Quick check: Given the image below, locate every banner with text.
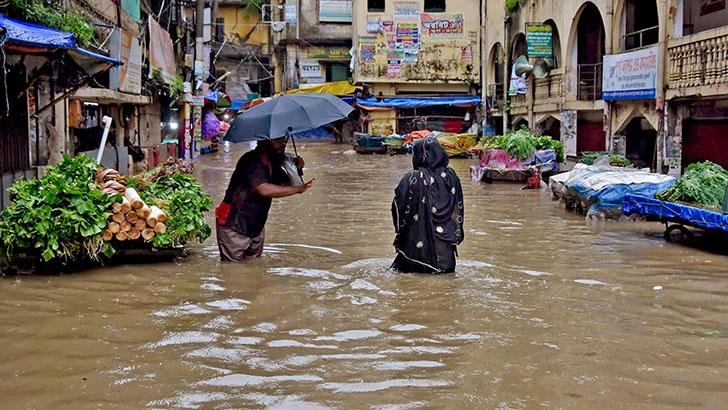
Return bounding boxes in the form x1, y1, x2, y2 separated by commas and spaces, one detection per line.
602, 46, 659, 100
149, 17, 176, 85
420, 13, 464, 40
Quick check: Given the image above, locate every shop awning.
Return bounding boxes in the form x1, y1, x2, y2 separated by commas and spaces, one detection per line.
0, 13, 122, 66
282, 81, 361, 96
356, 95, 481, 110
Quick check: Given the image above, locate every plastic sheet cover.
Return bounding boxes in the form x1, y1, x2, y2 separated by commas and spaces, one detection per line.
356, 96, 481, 109
0, 13, 75, 48
622, 194, 728, 233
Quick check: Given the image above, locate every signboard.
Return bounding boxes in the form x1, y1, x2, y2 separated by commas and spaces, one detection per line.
602, 45, 659, 100
307, 46, 350, 59
420, 13, 464, 40
192, 106, 202, 159
526, 23, 553, 57
149, 17, 177, 85
119, 31, 142, 94
285, 4, 296, 23
300, 63, 322, 78
319, 1, 352, 23
393, 2, 419, 21
359, 36, 377, 63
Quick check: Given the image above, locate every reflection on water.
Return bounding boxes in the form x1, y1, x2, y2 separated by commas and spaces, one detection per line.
2, 142, 728, 409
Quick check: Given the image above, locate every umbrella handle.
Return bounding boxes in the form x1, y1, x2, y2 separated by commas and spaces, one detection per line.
286, 128, 304, 177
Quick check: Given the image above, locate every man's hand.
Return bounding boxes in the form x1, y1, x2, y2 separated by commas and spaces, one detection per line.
297, 177, 315, 194
293, 156, 305, 169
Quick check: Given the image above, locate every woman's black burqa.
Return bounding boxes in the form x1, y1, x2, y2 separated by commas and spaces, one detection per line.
391, 137, 464, 273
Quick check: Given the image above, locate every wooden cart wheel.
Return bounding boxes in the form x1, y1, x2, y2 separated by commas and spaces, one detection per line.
664, 224, 694, 243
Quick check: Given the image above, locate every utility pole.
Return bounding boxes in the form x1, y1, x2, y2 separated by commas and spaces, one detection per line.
191, 0, 205, 160
480, 0, 487, 136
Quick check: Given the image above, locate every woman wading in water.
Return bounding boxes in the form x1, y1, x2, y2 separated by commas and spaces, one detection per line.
391, 137, 464, 273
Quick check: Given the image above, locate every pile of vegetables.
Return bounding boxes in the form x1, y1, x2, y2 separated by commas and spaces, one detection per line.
655, 161, 728, 209
0, 155, 213, 264
477, 126, 565, 163
609, 155, 631, 167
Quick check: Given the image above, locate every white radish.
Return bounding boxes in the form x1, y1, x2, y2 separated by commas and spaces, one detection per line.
153, 222, 167, 234
115, 231, 128, 241
141, 228, 155, 241
123, 188, 144, 209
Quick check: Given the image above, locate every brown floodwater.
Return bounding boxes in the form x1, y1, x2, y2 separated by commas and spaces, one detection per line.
2, 141, 728, 409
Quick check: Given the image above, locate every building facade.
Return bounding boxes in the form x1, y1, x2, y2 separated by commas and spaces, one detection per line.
271, 0, 353, 93
352, 0, 481, 134
484, 0, 728, 175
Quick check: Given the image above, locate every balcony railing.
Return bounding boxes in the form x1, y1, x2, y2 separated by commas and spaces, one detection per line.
578, 63, 602, 101
668, 26, 728, 91
624, 25, 659, 50
534, 71, 563, 102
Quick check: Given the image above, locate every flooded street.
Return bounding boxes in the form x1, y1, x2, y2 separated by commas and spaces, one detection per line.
2, 142, 728, 409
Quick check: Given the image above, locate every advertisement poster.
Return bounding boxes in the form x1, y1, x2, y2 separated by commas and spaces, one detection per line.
149, 17, 177, 85
359, 36, 377, 63
526, 23, 553, 57
420, 13, 464, 40
386, 35, 396, 49
307, 46, 350, 59
404, 50, 419, 63
395, 23, 420, 50
387, 50, 404, 77
393, 2, 420, 21
461, 45, 472, 62
382, 21, 394, 33
602, 46, 659, 100
319, 0, 352, 23
367, 19, 380, 33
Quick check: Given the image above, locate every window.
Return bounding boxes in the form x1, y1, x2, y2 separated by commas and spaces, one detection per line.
425, 0, 446, 12
368, 0, 384, 12
215, 18, 224, 43
624, 0, 658, 50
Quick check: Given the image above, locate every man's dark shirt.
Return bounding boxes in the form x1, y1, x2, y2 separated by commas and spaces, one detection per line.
222, 149, 288, 237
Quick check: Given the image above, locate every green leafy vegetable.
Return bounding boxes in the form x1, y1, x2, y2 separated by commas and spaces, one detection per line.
0, 155, 118, 262
476, 126, 565, 162
655, 161, 728, 208
133, 173, 214, 248
609, 154, 631, 167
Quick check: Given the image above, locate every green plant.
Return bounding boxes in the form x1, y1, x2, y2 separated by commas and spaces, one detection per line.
131, 173, 214, 248
656, 161, 728, 208
0, 155, 118, 262
608, 154, 630, 167
7, 0, 95, 47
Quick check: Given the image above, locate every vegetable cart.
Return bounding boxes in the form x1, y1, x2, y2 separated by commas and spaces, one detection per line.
622, 194, 728, 242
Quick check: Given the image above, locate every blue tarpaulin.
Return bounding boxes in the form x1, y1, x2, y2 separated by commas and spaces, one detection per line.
230, 99, 246, 111
356, 96, 481, 108
622, 194, 728, 233
0, 13, 76, 48
0, 14, 121, 65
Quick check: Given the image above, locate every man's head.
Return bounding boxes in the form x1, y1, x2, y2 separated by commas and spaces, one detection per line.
257, 136, 286, 156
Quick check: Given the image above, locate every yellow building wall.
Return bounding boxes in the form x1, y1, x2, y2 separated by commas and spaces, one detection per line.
353, 0, 480, 85
217, 6, 270, 52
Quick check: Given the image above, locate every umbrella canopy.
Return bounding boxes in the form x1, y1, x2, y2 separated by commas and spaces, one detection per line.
224, 94, 353, 143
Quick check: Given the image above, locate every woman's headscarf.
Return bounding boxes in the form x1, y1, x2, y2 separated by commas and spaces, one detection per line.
392, 137, 464, 271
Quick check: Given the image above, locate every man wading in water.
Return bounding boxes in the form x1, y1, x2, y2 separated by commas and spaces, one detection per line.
391, 137, 464, 273
215, 137, 315, 261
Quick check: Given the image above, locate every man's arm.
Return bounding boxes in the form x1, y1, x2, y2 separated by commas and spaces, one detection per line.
252, 178, 315, 198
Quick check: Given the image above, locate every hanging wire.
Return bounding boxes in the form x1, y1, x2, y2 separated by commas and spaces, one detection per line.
0, 28, 9, 116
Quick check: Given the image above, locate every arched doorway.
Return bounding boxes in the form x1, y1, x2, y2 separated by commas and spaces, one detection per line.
509, 34, 527, 109
537, 116, 561, 142
573, 3, 605, 101
488, 43, 505, 112
624, 117, 657, 170
543, 19, 562, 68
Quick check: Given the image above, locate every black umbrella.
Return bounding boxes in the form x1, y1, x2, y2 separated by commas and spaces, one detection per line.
224, 93, 354, 143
